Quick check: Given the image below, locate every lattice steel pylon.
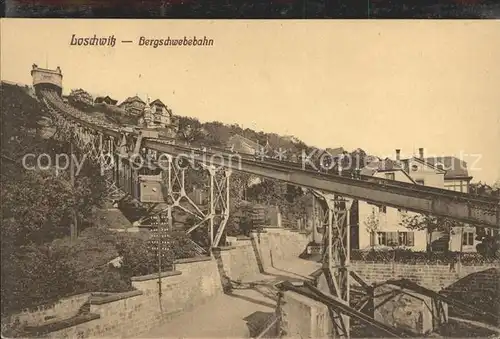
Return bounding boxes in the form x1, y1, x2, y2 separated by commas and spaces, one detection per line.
311, 189, 353, 339
112, 130, 232, 250
42, 90, 232, 250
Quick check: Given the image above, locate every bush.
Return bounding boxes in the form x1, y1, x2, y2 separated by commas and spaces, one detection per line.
476, 234, 500, 258
351, 248, 500, 265
116, 231, 199, 281
0, 228, 131, 316
116, 233, 160, 279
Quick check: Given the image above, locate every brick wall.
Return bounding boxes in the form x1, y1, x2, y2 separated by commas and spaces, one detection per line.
350, 261, 500, 292
3, 257, 223, 339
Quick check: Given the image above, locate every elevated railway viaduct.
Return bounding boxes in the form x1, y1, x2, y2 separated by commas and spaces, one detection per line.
24, 65, 500, 338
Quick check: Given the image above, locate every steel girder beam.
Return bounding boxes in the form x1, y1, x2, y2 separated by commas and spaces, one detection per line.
42, 91, 499, 228
139, 141, 500, 228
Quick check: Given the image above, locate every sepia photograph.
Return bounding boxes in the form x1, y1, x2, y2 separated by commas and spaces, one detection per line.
1, 19, 499, 338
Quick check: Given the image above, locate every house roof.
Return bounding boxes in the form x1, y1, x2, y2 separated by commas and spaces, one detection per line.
400, 157, 446, 174
312, 147, 346, 160
228, 134, 261, 150
95, 96, 118, 105
360, 158, 417, 183
325, 147, 346, 156
361, 158, 402, 174
150, 99, 166, 107
424, 156, 471, 179
119, 95, 145, 106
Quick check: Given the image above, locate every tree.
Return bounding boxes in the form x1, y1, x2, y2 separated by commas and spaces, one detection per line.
364, 208, 380, 248
68, 88, 94, 110
229, 171, 252, 208
475, 228, 500, 258
225, 203, 255, 237
399, 213, 461, 252
176, 116, 206, 144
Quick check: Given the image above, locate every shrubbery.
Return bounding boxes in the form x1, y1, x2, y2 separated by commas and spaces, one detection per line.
1, 228, 126, 315
1, 227, 200, 316
351, 248, 499, 265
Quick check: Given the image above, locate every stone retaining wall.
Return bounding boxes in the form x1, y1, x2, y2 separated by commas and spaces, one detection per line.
251, 228, 311, 271
1, 293, 91, 329
2, 257, 223, 338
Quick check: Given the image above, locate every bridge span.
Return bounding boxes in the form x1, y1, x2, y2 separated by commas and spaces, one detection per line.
40, 87, 500, 229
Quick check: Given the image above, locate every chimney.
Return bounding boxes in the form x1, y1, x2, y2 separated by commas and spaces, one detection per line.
395, 149, 401, 161
419, 148, 424, 159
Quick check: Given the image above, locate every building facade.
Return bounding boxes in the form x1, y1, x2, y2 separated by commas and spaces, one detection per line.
137, 98, 174, 130
358, 158, 428, 251
357, 148, 477, 252
118, 95, 146, 115
150, 99, 172, 127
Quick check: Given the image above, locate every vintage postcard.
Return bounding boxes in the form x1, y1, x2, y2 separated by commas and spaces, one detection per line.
1, 19, 499, 338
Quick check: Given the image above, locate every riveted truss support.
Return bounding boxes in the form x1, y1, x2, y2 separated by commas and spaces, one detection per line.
43, 91, 229, 250
116, 134, 232, 250
311, 189, 353, 339
205, 166, 231, 248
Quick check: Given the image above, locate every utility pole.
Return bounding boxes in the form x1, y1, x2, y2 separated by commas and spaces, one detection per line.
157, 214, 164, 312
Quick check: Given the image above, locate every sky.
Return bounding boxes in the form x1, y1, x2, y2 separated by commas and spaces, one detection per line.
1, 19, 499, 184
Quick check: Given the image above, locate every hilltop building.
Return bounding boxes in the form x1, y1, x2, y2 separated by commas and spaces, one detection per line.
118, 95, 146, 115
137, 97, 175, 130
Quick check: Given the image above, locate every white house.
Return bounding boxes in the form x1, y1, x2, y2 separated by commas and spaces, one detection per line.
358, 157, 427, 251
357, 148, 477, 252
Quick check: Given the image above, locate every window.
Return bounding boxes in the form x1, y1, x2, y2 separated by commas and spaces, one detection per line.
155, 107, 162, 114
445, 182, 464, 192
379, 205, 386, 213
377, 231, 414, 247
462, 232, 474, 246
415, 180, 424, 185
385, 172, 395, 181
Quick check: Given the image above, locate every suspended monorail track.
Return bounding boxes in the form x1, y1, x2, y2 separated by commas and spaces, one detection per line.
39, 88, 500, 229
